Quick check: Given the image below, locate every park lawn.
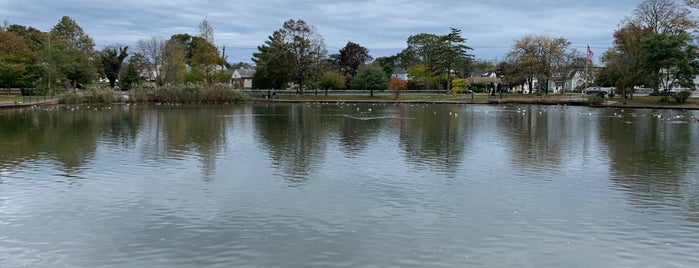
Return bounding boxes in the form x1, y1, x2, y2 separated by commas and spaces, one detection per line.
613, 95, 699, 106
273, 92, 493, 102
0, 95, 23, 103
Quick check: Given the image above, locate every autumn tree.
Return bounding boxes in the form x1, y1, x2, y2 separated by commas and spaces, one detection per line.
602, 0, 699, 101
600, 24, 654, 102
161, 40, 187, 84
100, 45, 128, 88
5, 24, 46, 52
0, 26, 34, 88
339, 41, 373, 80
506, 35, 571, 95
388, 76, 408, 98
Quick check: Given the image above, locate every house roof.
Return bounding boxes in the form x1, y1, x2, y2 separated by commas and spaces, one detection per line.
467, 76, 502, 84
392, 67, 407, 74
232, 68, 256, 78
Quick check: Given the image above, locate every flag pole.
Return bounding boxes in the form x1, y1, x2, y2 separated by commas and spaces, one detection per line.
585, 45, 593, 93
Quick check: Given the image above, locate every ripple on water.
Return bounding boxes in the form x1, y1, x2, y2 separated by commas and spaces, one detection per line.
2, 104, 699, 267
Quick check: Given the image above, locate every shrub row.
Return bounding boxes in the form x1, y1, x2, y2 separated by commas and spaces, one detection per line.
58, 84, 250, 104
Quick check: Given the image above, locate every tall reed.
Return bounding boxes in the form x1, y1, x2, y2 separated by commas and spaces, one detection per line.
131, 83, 250, 104
57, 84, 250, 104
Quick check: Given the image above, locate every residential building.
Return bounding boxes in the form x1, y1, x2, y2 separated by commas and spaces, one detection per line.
231, 67, 256, 89
391, 67, 410, 81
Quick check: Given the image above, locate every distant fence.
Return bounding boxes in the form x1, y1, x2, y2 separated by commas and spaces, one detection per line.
242, 89, 450, 97
1, 88, 23, 95
21, 95, 56, 104
1, 88, 57, 104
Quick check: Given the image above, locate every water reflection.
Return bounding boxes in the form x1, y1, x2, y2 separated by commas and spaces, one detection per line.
396, 104, 470, 175
494, 105, 576, 171
0, 106, 131, 173
155, 105, 229, 180
253, 104, 329, 184
336, 104, 385, 156
598, 108, 699, 221
2, 103, 699, 267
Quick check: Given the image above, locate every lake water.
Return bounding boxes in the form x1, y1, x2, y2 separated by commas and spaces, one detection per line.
1, 103, 698, 267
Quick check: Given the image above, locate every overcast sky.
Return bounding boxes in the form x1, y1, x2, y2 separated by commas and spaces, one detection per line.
0, 0, 678, 64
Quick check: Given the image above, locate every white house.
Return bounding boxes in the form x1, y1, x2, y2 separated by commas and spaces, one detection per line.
562, 70, 589, 92
231, 67, 256, 89
391, 67, 410, 81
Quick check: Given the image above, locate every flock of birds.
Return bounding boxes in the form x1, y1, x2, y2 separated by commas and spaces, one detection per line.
23, 102, 699, 125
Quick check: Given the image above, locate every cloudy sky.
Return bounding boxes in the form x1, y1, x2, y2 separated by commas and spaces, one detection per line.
0, 0, 676, 64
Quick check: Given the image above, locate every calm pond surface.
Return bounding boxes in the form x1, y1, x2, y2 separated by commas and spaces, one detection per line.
1, 103, 699, 267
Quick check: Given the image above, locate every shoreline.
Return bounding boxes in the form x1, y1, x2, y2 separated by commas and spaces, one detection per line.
251, 97, 699, 110
2, 96, 699, 111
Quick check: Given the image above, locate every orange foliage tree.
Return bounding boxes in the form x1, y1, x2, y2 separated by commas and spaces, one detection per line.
388, 77, 408, 98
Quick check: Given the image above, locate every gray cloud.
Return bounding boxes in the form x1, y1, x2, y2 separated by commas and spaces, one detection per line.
0, 0, 655, 63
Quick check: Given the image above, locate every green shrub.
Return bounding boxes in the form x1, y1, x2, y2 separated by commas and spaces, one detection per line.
672, 90, 692, 103
469, 82, 487, 93
57, 88, 117, 104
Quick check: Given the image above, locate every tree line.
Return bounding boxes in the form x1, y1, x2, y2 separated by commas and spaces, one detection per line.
251, 0, 699, 97
251, 19, 474, 95
1, 0, 698, 98
0, 16, 228, 94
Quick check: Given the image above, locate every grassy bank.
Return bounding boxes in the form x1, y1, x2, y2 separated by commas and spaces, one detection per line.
55, 84, 250, 105
0, 95, 24, 103
6, 88, 697, 110
257, 91, 699, 109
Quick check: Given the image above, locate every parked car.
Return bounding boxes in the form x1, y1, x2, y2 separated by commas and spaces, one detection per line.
584, 87, 608, 96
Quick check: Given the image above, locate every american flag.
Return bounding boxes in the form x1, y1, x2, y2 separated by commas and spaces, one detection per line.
587, 45, 593, 64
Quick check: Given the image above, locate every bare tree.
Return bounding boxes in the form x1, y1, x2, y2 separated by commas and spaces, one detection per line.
199, 18, 214, 44
137, 36, 165, 83
629, 0, 696, 34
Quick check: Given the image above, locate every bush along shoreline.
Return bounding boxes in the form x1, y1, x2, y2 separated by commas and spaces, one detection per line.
57, 84, 250, 105
51, 85, 699, 110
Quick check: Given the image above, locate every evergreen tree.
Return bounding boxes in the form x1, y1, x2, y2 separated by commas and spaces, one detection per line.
100, 45, 128, 88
